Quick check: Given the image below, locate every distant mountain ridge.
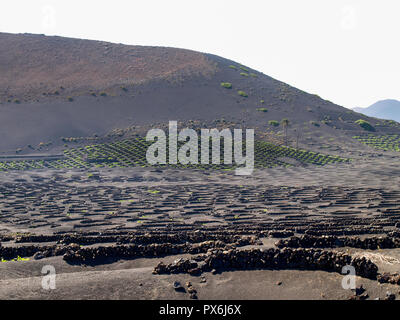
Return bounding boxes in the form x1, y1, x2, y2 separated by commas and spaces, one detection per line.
354, 99, 400, 122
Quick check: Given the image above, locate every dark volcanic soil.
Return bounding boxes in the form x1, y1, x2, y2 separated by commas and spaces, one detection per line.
1, 162, 400, 300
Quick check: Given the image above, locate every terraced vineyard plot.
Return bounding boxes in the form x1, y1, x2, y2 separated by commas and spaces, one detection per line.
353, 134, 400, 152
254, 141, 349, 167
0, 137, 350, 172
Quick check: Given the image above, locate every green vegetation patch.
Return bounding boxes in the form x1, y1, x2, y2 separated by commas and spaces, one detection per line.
237, 91, 248, 97
353, 134, 400, 152
220, 82, 232, 89
268, 120, 279, 127
355, 119, 375, 132
256, 108, 268, 112
1, 256, 30, 262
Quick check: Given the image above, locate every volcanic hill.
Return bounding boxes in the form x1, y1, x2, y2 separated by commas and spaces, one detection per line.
0, 32, 398, 155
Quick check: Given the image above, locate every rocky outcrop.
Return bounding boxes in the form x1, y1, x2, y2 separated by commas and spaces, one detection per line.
153, 247, 378, 280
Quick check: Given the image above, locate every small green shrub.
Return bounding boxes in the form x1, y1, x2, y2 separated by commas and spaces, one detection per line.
100, 92, 107, 97
256, 108, 268, 112
239, 66, 249, 72
229, 65, 237, 70
240, 72, 249, 77
355, 119, 375, 132
269, 120, 279, 127
237, 91, 248, 97
220, 82, 232, 89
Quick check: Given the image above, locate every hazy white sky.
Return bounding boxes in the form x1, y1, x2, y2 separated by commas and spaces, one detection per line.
1, 0, 399, 108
